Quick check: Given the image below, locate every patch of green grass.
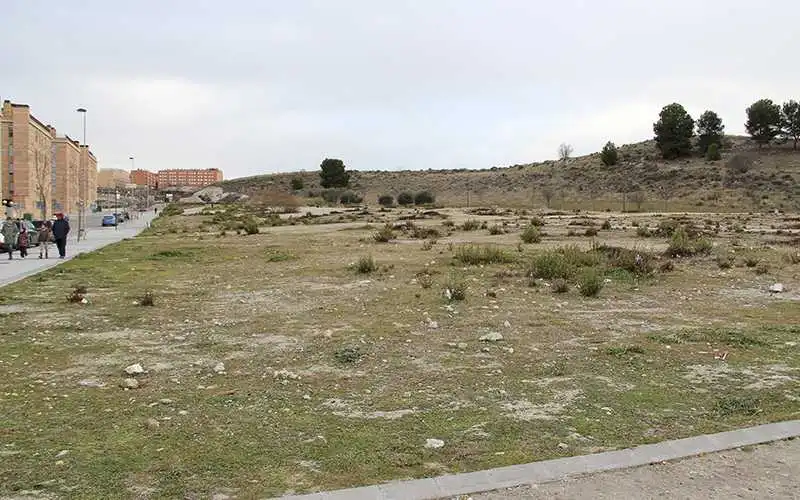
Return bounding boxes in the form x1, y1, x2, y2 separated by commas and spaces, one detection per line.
712, 395, 763, 417
520, 225, 541, 244
453, 245, 515, 265
578, 268, 604, 297
604, 345, 645, 357
265, 249, 296, 262
354, 255, 378, 274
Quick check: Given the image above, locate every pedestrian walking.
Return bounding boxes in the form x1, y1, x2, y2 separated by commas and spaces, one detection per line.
52, 213, 70, 259
38, 220, 52, 259
17, 223, 29, 258
1, 217, 18, 260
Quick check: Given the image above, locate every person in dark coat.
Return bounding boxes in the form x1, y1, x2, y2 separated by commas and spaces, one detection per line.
52, 213, 70, 259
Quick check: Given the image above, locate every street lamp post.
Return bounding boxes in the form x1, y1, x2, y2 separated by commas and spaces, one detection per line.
76, 107, 87, 241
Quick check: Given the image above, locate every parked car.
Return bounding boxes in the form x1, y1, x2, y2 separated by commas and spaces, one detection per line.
102, 214, 117, 227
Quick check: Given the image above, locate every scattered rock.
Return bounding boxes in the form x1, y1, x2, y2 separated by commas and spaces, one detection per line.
503, 320, 511, 328
146, 418, 160, 430
273, 369, 300, 380
427, 320, 439, 329
178, 410, 189, 416
124, 363, 145, 376
213, 362, 226, 374
424, 438, 445, 449
479, 332, 504, 342
120, 378, 140, 389
457, 342, 468, 350
55, 450, 69, 458
78, 379, 106, 388
159, 398, 174, 405
769, 283, 784, 293
558, 442, 569, 449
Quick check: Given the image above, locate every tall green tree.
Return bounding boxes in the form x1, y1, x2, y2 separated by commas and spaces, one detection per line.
319, 158, 350, 188
653, 103, 694, 160
745, 99, 781, 148
696, 110, 725, 154
781, 100, 800, 150
600, 141, 618, 166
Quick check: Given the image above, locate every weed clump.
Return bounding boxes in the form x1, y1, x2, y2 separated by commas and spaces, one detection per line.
578, 268, 604, 297
716, 254, 735, 269
334, 346, 364, 364
665, 227, 712, 257
488, 225, 505, 235
444, 275, 467, 301
551, 278, 569, 293
354, 255, 377, 274
461, 219, 481, 231
138, 290, 155, 306
373, 224, 394, 243
520, 225, 542, 244
454, 245, 514, 265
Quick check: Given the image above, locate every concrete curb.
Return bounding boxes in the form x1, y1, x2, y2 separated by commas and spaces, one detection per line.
275, 420, 800, 500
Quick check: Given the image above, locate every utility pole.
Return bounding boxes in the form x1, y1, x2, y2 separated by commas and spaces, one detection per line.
76, 107, 87, 241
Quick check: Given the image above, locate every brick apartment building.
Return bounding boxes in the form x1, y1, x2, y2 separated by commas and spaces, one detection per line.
0, 99, 98, 218
52, 136, 81, 214
130, 169, 158, 188
129, 168, 223, 189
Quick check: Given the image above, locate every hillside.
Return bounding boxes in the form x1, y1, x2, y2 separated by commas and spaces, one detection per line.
217, 136, 800, 212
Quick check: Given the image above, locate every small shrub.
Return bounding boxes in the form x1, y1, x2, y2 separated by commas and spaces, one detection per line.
716, 254, 735, 269
529, 252, 573, 280
744, 256, 760, 267
584, 227, 598, 237
373, 224, 394, 243
705, 142, 721, 161
754, 263, 769, 275
334, 346, 364, 364
784, 251, 800, 265
529, 216, 545, 227
397, 192, 414, 206
418, 273, 434, 289
665, 227, 712, 257
578, 268, 604, 297
601, 220, 612, 230
339, 191, 363, 205
138, 290, 155, 306
712, 395, 762, 417
636, 226, 652, 238
551, 278, 569, 293
520, 225, 541, 244
290, 177, 304, 191
659, 260, 675, 273
243, 220, 259, 235
354, 255, 377, 274
414, 190, 435, 205
378, 194, 394, 207
461, 219, 481, 231
488, 225, 505, 235
442, 220, 455, 228
454, 245, 514, 265
421, 240, 434, 251
604, 345, 645, 357
444, 275, 467, 301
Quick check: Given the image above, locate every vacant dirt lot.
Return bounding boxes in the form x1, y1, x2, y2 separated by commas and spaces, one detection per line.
0, 204, 798, 498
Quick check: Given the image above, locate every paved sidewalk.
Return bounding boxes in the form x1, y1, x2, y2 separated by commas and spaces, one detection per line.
276, 420, 800, 500
473, 438, 800, 499
0, 212, 155, 287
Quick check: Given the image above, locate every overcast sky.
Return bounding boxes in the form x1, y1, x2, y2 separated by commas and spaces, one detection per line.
3, 0, 798, 178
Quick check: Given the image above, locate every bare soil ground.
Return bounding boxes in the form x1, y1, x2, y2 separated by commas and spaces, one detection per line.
0, 203, 798, 498
467, 438, 800, 500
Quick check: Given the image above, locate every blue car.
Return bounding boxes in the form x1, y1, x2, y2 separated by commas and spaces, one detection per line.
101, 215, 117, 227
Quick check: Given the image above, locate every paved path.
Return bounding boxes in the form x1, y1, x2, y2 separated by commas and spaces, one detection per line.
472, 438, 800, 500
276, 420, 800, 500
0, 211, 156, 287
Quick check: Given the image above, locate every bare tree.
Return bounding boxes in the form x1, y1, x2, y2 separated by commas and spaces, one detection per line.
541, 186, 554, 208
558, 143, 573, 162
34, 151, 50, 219
658, 186, 673, 212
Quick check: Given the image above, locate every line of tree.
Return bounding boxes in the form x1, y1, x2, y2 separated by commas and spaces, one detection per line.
378, 191, 436, 207
646, 99, 800, 162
